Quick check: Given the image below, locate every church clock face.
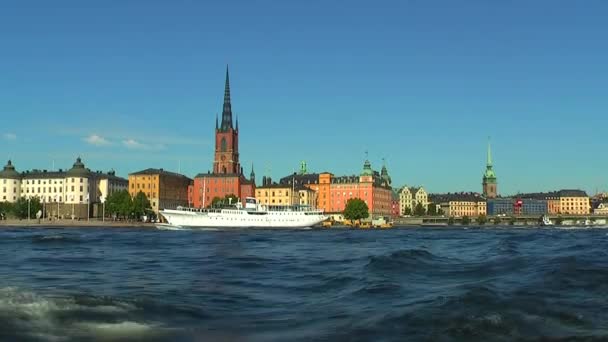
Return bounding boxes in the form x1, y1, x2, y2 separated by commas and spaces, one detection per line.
221, 155, 226, 161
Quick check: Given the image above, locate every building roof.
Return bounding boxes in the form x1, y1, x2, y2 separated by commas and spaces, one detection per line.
429, 192, 486, 203
256, 183, 309, 191
65, 157, 92, 177
558, 189, 588, 197
279, 173, 320, 186
0, 160, 20, 179
22, 170, 67, 179
131, 168, 192, 181
514, 190, 588, 199
95, 170, 128, 183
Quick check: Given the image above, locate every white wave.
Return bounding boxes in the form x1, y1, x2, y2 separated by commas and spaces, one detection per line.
75, 321, 157, 339
0, 286, 166, 341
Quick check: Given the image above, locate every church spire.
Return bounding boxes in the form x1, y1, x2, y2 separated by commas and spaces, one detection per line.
220, 65, 233, 131
487, 137, 492, 167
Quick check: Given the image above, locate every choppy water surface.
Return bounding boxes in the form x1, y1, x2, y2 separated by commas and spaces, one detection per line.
1, 226, 608, 341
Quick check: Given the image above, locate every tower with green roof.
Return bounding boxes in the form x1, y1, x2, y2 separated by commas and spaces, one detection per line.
482, 139, 498, 198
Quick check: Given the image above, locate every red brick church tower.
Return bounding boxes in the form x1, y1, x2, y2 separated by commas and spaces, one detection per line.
189, 67, 255, 208
213, 67, 240, 174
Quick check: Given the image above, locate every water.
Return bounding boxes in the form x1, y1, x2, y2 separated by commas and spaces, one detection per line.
1, 226, 608, 341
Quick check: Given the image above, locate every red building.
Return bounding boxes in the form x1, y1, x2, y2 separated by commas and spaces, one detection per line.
189, 67, 255, 207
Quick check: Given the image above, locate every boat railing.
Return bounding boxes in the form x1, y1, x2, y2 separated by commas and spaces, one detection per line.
172, 204, 324, 214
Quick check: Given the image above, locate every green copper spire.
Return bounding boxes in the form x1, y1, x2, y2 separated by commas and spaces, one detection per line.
483, 138, 496, 182
487, 138, 492, 167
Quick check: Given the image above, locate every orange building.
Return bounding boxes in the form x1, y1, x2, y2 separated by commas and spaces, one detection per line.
128, 168, 192, 215
189, 67, 255, 208
279, 160, 393, 216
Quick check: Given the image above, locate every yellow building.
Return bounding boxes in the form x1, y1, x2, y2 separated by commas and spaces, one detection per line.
399, 186, 428, 215
431, 193, 487, 218
128, 168, 192, 215
255, 184, 298, 206
558, 190, 590, 215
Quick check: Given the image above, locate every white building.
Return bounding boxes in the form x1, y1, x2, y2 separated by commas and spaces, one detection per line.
399, 186, 429, 215
0, 160, 22, 202
0, 158, 128, 219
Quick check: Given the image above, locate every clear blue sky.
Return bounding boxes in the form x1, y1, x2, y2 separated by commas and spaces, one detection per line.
1, 1, 606, 195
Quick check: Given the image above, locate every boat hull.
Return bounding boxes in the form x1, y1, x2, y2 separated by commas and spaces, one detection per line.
159, 209, 327, 229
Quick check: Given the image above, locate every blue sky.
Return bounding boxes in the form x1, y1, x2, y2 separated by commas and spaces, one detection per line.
0, 0, 606, 195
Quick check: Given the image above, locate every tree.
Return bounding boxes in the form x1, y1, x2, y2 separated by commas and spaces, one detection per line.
106, 190, 133, 219
12, 196, 42, 219
477, 214, 487, 225
224, 194, 238, 205
493, 216, 501, 225
414, 202, 426, 216
555, 216, 563, 225
403, 207, 412, 216
343, 198, 369, 222
461, 216, 471, 225
427, 203, 440, 216
132, 191, 151, 219
448, 217, 455, 225
0, 202, 13, 219
211, 196, 223, 207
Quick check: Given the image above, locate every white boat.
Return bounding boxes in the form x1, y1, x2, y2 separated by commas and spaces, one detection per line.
540, 215, 553, 226
159, 197, 327, 229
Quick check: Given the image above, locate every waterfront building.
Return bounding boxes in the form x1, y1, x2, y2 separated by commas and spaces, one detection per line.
1, 158, 127, 219
514, 190, 590, 215
97, 170, 129, 201
487, 198, 548, 216
0, 160, 21, 202
558, 190, 590, 215
482, 140, 498, 198
255, 183, 316, 207
487, 198, 514, 216
594, 202, 608, 215
430, 193, 487, 218
128, 168, 191, 215
279, 159, 393, 216
189, 67, 255, 208
327, 160, 392, 216
398, 186, 428, 215
391, 189, 400, 218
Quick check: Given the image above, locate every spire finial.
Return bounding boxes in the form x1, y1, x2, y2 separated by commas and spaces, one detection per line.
220, 65, 233, 131
215, 113, 218, 130
487, 136, 492, 167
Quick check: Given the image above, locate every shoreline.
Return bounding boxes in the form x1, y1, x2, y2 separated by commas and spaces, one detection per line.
0, 219, 154, 228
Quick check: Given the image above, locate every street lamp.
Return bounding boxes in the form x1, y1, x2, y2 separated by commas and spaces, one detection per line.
69, 194, 75, 220
86, 192, 90, 221
100, 195, 106, 223
55, 194, 59, 221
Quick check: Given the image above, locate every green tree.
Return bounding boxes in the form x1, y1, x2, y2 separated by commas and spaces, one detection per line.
427, 203, 440, 216
0, 202, 13, 219
461, 216, 471, 225
12, 196, 42, 219
448, 217, 455, 225
493, 216, 501, 225
555, 216, 563, 225
106, 190, 133, 219
343, 198, 369, 222
132, 191, 151, 219
477, 214, 487, 225
414, 202, 426, 216
224, 194, 239, 205
403, 207, 412, 216
211, 196, 223, 207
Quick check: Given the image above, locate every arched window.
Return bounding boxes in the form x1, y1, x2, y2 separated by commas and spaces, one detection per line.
221, 137, 227, 152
